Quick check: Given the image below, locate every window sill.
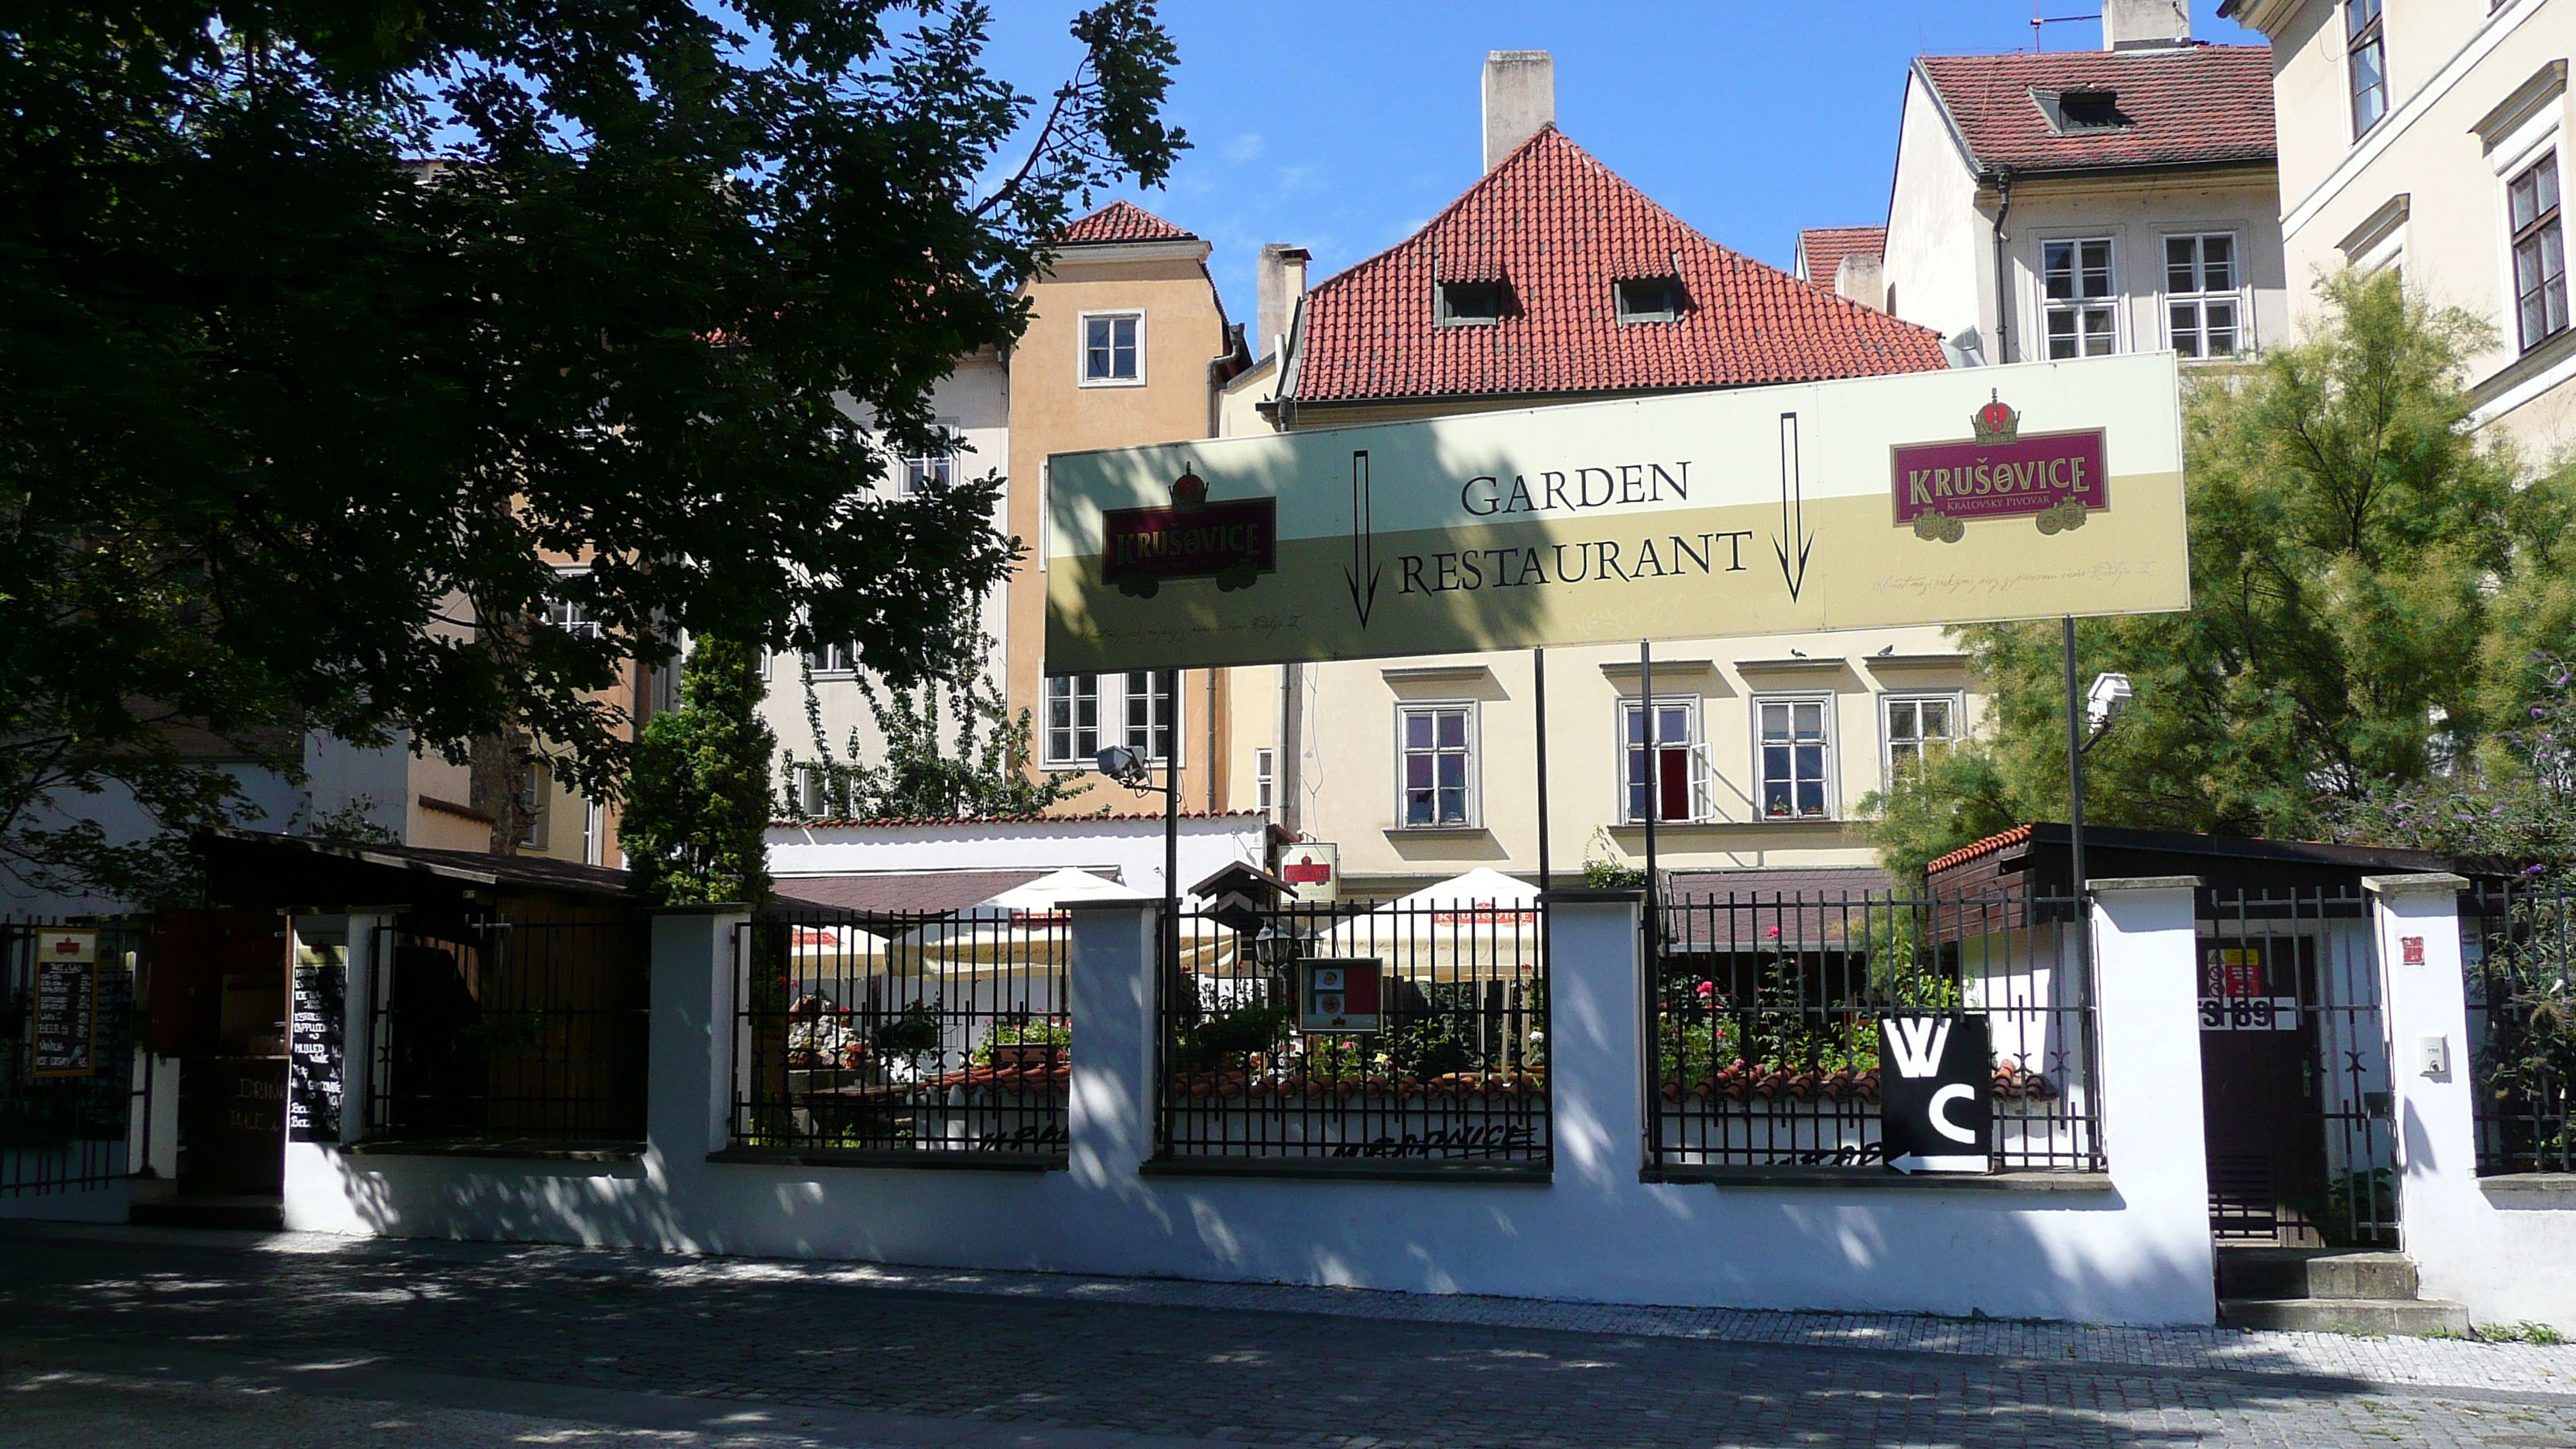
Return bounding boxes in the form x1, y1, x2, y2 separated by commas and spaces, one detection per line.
1644, 1164, 2113, 1193
2472, 323, 2576, 409
1608, 819, 1851, 838
2478, 1172, 2576, 1208
1385, 824, 1491, 838
708, 1146, 1064, 1173
1144, 1156, 1550, 1184
1077, 376, 1148, 389
344, 1138, 644, 1164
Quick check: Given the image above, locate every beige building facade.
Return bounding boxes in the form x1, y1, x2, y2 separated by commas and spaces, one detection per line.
2220, 0, 2573, 456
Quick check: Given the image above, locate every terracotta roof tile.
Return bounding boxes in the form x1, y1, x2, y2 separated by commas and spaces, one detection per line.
1057, 200, 1197, 245
1916, 46, 2275, 175
1290, 128, 1949, 406
1797, 227, 1888, 288
1925, 824, 2035, 876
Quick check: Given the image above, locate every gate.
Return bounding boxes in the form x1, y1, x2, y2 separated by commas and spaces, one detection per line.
2195, 888, 2395, 1247
2, 916, 142, 1198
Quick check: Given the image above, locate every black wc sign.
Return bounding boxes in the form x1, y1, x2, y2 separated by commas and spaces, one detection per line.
1876, 1014, 1993, 1174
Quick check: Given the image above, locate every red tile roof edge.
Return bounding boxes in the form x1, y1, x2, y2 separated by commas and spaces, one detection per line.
1925, 824, 2036, 876
1055, 199, 1198, 245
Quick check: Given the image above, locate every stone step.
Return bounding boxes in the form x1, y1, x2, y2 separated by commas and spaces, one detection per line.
2221, 1296, 2471, 1336
2216, 1248, 2418, 1301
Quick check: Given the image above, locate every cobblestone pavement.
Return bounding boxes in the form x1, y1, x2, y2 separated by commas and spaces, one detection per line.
6, 1224, 2576, 1447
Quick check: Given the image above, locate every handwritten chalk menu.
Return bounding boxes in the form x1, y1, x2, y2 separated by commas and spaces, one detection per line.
288, 940, 345, 1143
32, 930, 98, 1078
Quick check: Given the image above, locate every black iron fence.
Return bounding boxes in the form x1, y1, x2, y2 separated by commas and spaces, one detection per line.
2196, 888, 2393, 1248
367, 912, 649, 1146
1651, 888, 2099, 1174
2464, 883, 2576, 1177
732, 908, 1070, 1159
2, 916, 142, 1196
1154, 899, 1549, 1169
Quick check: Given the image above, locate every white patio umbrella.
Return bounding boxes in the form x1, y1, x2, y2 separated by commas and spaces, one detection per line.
883, 868, 1238, 978
1313, 867, 1544, 981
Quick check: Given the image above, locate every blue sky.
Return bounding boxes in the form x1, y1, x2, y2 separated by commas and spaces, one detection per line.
977, 1, 2259, 331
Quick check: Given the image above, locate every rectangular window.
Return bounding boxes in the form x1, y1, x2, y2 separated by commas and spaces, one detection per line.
2043, 238, 2116, 358
543, 576, 602, 640
1883, 695, 1960, 777
2347, 0, 2387, 139
1437, 280, 1506, 326
1399, 704, 1475, 827
1255, 747, 1276, 819
1043, 673, 1177, 766
794, 765, 833, 818
897, 426, 957, 496
1615, 277, 1686, 324
1622, 698, 1702, 824
2165, 234, 2242, 358
806, 641, 858, 674
519, 761, 551, 849
1122, 670, 1176, 764
1756, 697, 1834, 820
1081, 313, 1142, 384
1045, 675, 1101, 766
2512, 152, 2567, 352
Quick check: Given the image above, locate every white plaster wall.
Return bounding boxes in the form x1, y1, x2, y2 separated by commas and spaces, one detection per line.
284, 886, 2221, 1327
1885, 69, 1991, 351
0, 763, 307, 916
0, 1146, 129, 1223
2003, 176, 2291, 364
760, 355, 1015, 790
766, 814, 1269, 903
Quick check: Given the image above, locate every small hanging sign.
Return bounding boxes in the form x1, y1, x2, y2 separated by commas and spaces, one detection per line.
1298, 957, 1382, 1033
32, 930, 99, 1078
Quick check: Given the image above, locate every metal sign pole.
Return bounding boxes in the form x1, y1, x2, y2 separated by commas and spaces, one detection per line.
2061, 616, 2088, 964
1164, 666, 1182, 993
1639, 638, 1658, 954
1533, 647, 1550, 899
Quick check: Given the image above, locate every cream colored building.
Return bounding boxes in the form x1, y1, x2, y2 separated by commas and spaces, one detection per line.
2219, 0, 2573, 455
1214, 53, 1972, 898
1880, 3, 2291, 369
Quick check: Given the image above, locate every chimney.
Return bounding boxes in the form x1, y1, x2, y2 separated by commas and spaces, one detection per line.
2102, 0, 2188, 50
1482, 50, 1555, 171
1255, 244, 1310, 363
1834, 253, 1886, 313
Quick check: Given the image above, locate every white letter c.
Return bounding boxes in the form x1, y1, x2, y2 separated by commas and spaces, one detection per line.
1930, 1084, 1978, 1144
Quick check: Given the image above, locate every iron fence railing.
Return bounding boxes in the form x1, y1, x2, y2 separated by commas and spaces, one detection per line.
2, 916, 142, 1196
731, 908, 1069, 1159
367, 913, 649, 1146
1652, 889, 2099, 1173
1153, 900, 1549, 1169
2464, 883, 2576, 1177
2196, 889, 2393, 1248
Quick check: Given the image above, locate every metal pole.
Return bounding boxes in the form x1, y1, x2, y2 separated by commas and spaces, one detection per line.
1639, 639, 1658, 947
2062, 616, 2087, 947
1164, 667, 1181, 991
1533, 647, 1550, 898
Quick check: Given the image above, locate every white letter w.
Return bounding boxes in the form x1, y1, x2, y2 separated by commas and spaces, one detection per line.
1886, 1018, 1953, 1079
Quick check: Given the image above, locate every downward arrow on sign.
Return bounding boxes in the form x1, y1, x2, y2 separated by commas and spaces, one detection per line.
1773, 411, 1816, 602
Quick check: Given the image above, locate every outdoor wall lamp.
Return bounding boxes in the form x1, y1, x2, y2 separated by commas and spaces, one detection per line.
2084, 672, 2134, 747
1094, 745, 1166, 794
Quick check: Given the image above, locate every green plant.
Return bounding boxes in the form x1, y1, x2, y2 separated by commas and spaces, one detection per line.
1581, 827, 1649, 889
1178, 1002, 1291, 1070
871, 1003, 944, 1056
1297, 1035, 1370, 1081
2478, 1321, 2569, 1345
622, 638, 776, 906
971, 1016, 1070, 1067
2311, 1166, 2398, 1248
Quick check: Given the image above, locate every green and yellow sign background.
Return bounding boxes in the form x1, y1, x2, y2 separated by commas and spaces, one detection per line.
1046, 354, 2187, 673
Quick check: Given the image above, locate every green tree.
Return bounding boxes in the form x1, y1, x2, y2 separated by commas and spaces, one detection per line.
621, 638, 776, 906
1865, 272, 2576, 880
783, 623, 1084, 821
1, 0, 1184, 896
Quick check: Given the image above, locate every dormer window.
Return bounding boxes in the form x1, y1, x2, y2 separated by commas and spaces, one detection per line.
1616, 276, 1687, 324
2033, 87, 2130, 135
1437, 280, 1507, 326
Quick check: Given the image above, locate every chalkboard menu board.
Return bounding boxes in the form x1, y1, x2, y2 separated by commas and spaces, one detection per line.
33, 930, 98, 1078
288, 947, 345, 1143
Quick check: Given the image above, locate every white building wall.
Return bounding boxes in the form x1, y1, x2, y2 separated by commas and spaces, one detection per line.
2002, 175, 2292, 365
1885, 70, 1993, 351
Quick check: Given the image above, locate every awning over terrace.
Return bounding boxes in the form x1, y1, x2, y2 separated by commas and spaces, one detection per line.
1315, 867, 1543, 979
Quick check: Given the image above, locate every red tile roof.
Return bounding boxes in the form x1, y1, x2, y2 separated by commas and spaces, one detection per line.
1925, 824, 2035, 876
1797, 227, 1888, 288
1057, 200, 1197, 245
1289, 128, 1948, 406
1915, 46, 2275, 176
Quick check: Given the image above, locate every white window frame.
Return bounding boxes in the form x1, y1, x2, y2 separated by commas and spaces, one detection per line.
2039, 235, 2119, 359
1395, 701, 1480, 829
1255, 747, 1276, 820
896, 420, 960, 497
2162, 231, 2246, 359
806, 640, 858, 675
2346, 0, 2387, 142
1619, 696, 1710, 824
1753, 694, 1838, 822
1881, 692, 1965, 780
2508, 149, 2567, 354
1042, 671, 1180, 768
1077, 310, 1146, 387
542, 568, 603, 640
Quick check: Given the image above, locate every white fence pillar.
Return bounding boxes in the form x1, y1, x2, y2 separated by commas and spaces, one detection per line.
649, 907, 744, 1169
2364, 874, 2503, 1310
2088, 875, 2215, 1324
1066, 900, 1158, 1189
1541, 890, 1645, 1191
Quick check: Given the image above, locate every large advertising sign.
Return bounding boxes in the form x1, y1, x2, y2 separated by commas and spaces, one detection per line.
1045, 355, 2187, 673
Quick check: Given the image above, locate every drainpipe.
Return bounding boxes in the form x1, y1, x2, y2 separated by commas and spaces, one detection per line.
1989, 167, 2016, 365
